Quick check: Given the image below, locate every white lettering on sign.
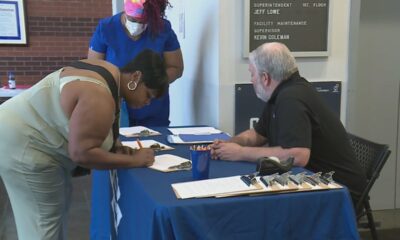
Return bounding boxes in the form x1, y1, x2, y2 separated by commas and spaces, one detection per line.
254, 21, 274, 26
277, 21, 307, 26
266, 9, 280, 15
268, 34, 289, 40
313, 3, 327, 7
253, 9, 265, 15
254, 28, 280, 34
250, 117, 259, 129
253, 2, 292, 8
273, 3, 292, 8
253, 3, 272, 8
254, 35, 268, 40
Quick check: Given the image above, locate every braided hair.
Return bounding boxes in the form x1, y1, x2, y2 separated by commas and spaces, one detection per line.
143, 0, 171, 36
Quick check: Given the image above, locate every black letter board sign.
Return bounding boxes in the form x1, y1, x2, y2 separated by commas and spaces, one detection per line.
235, 81, 341, 134
243, 0, 330, 57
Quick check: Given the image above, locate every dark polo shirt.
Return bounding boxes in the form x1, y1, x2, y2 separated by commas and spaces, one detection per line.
254, 72, 367, 199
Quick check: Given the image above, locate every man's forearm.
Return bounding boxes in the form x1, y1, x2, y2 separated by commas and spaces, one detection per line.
230, 129, 267, 146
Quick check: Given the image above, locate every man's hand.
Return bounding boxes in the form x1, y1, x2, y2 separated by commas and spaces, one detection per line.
210, 139, 225, 159
211, 141, 244, 161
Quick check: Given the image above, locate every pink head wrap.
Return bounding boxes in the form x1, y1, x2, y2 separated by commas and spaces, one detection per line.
124, 0, 146, 19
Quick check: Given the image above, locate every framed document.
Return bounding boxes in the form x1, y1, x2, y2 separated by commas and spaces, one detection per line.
243, 0, 330, 57
0, 0, 28, 45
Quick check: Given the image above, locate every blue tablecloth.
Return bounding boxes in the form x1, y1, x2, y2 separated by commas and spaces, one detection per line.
91, 127, 359, 240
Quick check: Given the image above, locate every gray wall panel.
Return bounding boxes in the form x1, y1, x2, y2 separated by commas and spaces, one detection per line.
347, 0, 400, 209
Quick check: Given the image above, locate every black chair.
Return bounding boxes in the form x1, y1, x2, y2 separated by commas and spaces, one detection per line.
347, 133, 391, 240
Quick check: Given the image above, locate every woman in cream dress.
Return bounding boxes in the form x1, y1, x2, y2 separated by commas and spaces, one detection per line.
0, 49, 168, 240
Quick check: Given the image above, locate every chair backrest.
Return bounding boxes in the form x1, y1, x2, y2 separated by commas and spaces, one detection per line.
347, 133, 391, 214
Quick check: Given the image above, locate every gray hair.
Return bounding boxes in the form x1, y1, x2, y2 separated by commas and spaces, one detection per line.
249, 42, 298, 82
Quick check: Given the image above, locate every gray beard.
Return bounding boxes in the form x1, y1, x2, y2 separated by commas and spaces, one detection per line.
255, 85, 269, 102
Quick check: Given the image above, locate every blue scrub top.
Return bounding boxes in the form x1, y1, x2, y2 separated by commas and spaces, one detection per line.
89, 12, 181, 127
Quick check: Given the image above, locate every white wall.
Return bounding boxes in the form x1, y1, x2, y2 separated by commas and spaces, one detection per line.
167, 0, 220, 128
112, 0, 123, 14
218, 0, 352, 134
347, 0, 400, 209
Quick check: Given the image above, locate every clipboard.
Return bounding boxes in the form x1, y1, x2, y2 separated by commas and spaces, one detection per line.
149, 154, 191, 172
171, 176, 262, 199
171, 175, 343, 199
167, 132, 231, 144
119, 126, 161, 137
121, 140, 174, 151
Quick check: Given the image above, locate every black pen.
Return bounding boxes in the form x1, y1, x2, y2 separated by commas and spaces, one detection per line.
289, 176, 300, 185
274, 176, 288, 186
260, 176, 269, 187
319, 177, 330, 185
321, 171, 335, 185
240, 176, 252, 186
250, 177, 257, 186
304, 176, 318, 186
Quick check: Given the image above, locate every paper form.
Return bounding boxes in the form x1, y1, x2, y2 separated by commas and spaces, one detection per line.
172, 174, 343, 199
149, 154, 191, 172
166, 132, 231, 144
119, 126, 161, 137
121, 140, 174, 151
171, 176, 258, 199
168, 127, 222, 135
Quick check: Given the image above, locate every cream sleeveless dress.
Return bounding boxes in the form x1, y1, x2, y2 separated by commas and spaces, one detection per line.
0, 68, 114, 240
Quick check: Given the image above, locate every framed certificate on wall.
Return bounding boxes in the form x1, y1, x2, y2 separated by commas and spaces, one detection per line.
243, 0, 330, 57
0, 0, 28, 45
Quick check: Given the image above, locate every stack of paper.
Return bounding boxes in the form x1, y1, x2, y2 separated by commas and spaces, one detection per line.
149, 154, 191, 172
119, 126, 161, 137
167, 127, 231, 144
168, 127, 222, 135
171, 176, 262, 199
121, 140, 174, 151
171, 175, 343, 199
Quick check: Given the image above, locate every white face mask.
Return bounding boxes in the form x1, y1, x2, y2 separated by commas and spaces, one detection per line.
125, 20, 147, 36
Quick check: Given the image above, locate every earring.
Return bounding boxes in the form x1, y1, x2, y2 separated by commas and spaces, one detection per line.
127, 80, 138, 91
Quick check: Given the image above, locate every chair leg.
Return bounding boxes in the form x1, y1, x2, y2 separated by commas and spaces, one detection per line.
364, 201, 378, 240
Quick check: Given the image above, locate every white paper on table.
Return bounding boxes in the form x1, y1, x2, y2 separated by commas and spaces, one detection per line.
121, 140, 174, 151
171, 176, 258, 199
168, 126, 222, 135
119, 126, 161, 137
149, 154, 191, 172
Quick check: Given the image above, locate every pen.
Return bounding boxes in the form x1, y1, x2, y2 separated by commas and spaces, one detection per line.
260, 176, 269, 187
248, 174, 257, 185
273, 176, 288, 186
136, 138, 143, 149
240, 176, 252, 186
289, 176, 301, 185
319, 177, 330, 185
304, 176, 318, 186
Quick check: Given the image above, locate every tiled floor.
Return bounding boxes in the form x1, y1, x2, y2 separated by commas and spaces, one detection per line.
358, 209, 400, 240
1, 175, 400, 240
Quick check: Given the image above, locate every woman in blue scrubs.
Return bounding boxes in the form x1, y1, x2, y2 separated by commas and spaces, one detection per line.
88, 0, 183, 127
